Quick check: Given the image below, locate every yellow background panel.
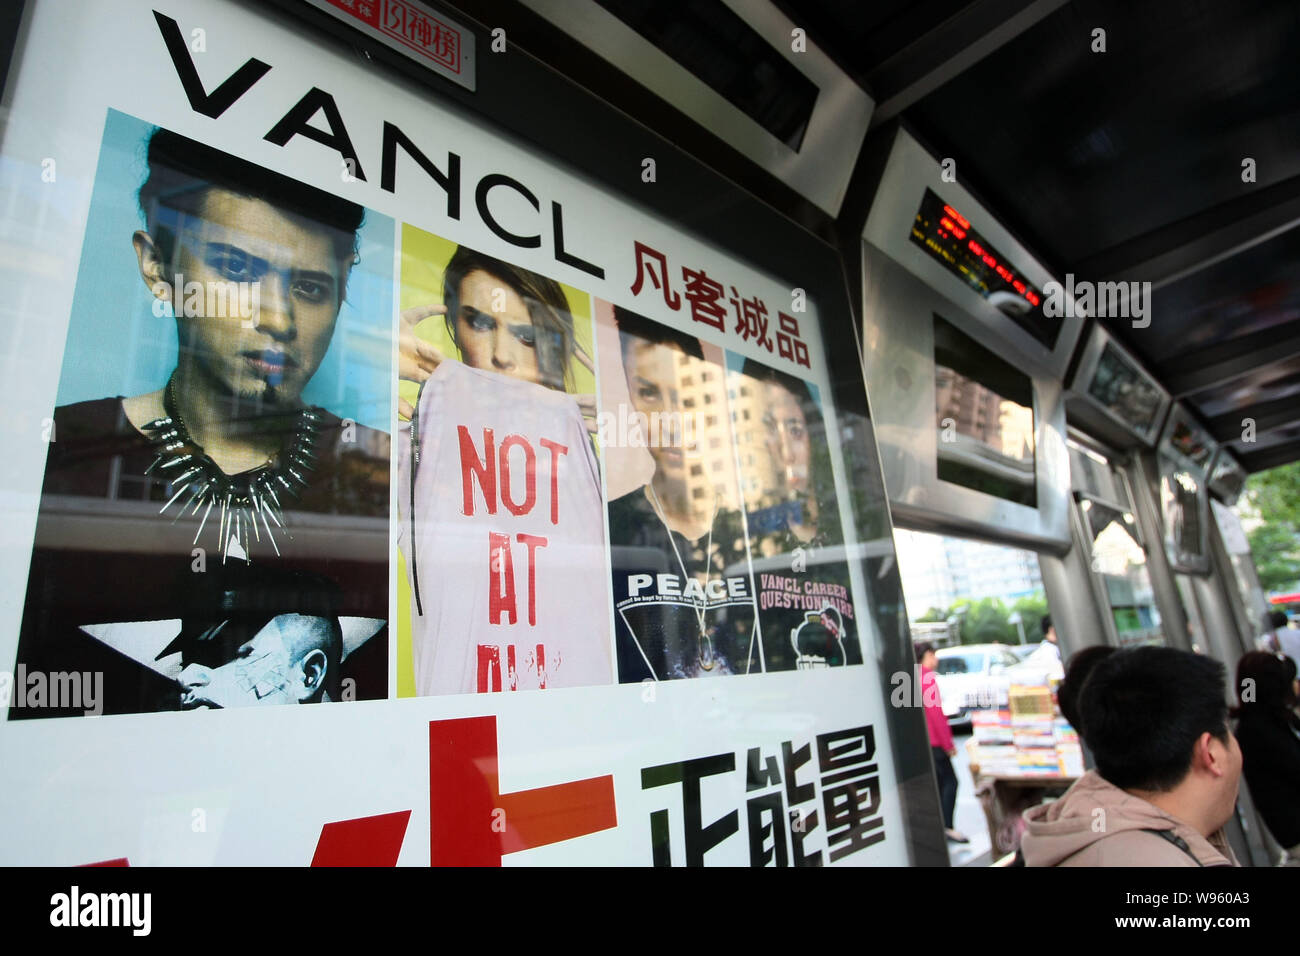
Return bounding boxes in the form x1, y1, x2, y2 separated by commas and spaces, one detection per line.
395, 222, 597, 697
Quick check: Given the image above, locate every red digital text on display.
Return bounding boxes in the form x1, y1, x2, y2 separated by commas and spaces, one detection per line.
921, 198, 1042, 309
630, 241, 811, 368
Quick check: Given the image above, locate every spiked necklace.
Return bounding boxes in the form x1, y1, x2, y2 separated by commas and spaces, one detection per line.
141, 377, 322, 563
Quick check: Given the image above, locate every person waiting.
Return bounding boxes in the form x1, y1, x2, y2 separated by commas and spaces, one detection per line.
1234, 651, 1300, 865
1020, 646, 1241, 866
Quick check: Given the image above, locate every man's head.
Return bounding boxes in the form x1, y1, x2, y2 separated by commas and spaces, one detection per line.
915, 641, 937, 671
1057, 644, 1115, 735
176, 613, 343, 708
614, 306, 705, 484
134, 127, 364, 406
1079, 647, 1240, 829
163, 567, 344, 708
443, 246, 575, 391
1041, 614, 1057, 644
1269, 609, 1289, 631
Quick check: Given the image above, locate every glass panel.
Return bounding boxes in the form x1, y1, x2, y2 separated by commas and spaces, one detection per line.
892, 527, 1063, 866
1086, 341, 1164, 435
1176, 574, 1210, 654
1080, 499, 1164, 647
1159, 460, 1208, 572
593, 0, 818, 150
937, 652, 985, 675
1211, 499, 1268, 653
933, 315, 1036, 507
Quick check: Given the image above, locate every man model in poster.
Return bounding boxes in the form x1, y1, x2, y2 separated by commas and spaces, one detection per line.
166, 568, 351, 709
396, 245, 610, 696
606, 306, 759, 682
739, 358, 837, 554
733, 358, 861, 671
13, 126, 389, 716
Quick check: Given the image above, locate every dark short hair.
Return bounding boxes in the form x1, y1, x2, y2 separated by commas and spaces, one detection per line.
1057, 645, 1115, 735
915, 641, 935, 664
1235, 650, 1298, 713
1269, 609, 1289, 630
1079, 646, 1229, 792
1041, 615, 1053, 636
138, 126, 364, 304
613, 305, 704, 363
442, 245, 576, 391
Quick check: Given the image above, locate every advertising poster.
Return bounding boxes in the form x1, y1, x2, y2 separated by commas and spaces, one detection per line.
13, 108, 393, 717
724, 353, 863, 672
0, 0, 909, 866
394, 224, 610, 696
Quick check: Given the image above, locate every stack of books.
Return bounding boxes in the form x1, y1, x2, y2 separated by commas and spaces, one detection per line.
970, 708, 1018, 775
1010, 684, 1061, 776
1054, 717, 1086, 776
969, 682, 1086, 779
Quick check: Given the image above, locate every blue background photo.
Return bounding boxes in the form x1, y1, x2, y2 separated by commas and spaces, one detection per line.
57, 108, 394, 432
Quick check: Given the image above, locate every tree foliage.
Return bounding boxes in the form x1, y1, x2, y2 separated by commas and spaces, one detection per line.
949, 597, 1016, 645
1011, 593, 1049, 642
919, 591, 1049, 645
1245, 462, 1300, 593
1246, 462, 1300, 533
1248, 523, 1300, 593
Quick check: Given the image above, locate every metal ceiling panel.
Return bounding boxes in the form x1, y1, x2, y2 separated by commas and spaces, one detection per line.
518, 0, 874, 216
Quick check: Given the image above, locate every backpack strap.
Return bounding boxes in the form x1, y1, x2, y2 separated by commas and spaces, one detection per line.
1047, 827, 1206, 867
1141, 828, 1204, 866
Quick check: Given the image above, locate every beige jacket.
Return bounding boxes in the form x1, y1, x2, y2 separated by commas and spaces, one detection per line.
1020, 770, 1238, 867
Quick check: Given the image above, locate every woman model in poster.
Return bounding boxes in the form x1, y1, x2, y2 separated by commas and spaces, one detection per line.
395, 246, 611, 696
397, 245, 595, 422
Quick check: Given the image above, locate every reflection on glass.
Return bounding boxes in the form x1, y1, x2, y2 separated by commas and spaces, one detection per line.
603, 305, 758, 682
726, 358, 861, 672
1212, 499, 1267, 646
933, 315, 1036, 507
728, 360, 842, 554
1087, 342, 1163, 434
1160, 464, 1206, 571
1082, 499, 1164, 647
1169, 420, 1213, 468
1209, 455, 1246, 502
1176, 574, 1208, 654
